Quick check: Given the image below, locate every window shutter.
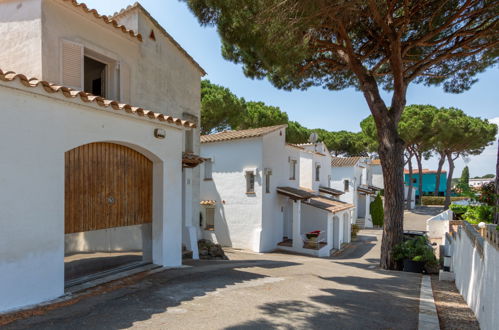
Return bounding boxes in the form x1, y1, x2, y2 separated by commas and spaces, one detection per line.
61, 40, 83, 90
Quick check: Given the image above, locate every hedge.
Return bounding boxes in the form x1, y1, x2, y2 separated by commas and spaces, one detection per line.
421, 196, 468, 205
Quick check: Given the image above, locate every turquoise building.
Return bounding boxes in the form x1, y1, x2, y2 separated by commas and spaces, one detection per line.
404, 169, 447, 197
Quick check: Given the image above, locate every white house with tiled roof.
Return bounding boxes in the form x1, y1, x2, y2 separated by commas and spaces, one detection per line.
330, 157, 382, 228
0, 0, 205, 312
199, 125, 354, 257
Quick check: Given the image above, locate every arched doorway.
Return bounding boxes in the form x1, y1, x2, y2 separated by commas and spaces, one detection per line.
64, 142, 153, 285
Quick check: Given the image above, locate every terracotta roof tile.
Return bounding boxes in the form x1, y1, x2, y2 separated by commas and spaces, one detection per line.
63, 0, 143, 41
200, 200, 216, 206
276, 187, 315, 200
318, 186, 344, 196
331, 157, 365, 167
182, 152, 207, 168
112, 2, 206, 76
371, 159, 382, 165
0, 69, 195, 129
201, 125, 287, 143
304, 197, 354, 214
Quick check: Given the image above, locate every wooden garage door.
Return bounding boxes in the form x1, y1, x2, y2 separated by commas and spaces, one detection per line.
65, 143, 153, 234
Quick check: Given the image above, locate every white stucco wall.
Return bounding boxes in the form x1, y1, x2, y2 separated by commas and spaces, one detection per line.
261, 128, 289, 251
200, 138, 264, 251
371, 164, 384, 188
0, 81, 185, 313
300, 204, 328, 235
450, 226, 499, 330
0, 0, 43, 77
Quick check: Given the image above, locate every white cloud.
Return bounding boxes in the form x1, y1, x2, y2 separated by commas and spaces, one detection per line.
421, 117, 498, 177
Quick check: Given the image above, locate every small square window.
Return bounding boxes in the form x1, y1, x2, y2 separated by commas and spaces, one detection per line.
246, 171, 255, 194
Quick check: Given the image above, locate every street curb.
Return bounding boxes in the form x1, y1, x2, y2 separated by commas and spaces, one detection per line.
418, 275, 440, 330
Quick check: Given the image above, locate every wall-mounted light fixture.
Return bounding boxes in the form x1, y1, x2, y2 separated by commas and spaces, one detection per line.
154, 128, 166, 139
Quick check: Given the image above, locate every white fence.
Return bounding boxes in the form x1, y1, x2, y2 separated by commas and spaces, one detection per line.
426, 209, 453, 243
446, 222, 499, 330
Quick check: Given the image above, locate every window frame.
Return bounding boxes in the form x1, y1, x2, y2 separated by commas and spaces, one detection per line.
289, 159, 297, 180
315, 164, 321, 182
246, 171, 256, 194
204, 206, 215, 231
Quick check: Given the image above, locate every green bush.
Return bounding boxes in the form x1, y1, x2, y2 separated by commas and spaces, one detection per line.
370, 193, 384, 227
421, 196, 467, 205
392, 236, 436, 264
463, 205, 494, 224
450, 204, 468, 220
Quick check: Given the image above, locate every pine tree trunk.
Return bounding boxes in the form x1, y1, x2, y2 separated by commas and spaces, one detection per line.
406, 152, 414, 209
434, 153, 445, 196
415, 151, 424, 205
444, 153, 455, 210
377, 120, 405, 270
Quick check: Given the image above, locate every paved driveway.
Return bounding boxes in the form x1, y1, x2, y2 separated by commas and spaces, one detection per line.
4, 230, 422, 330
404, 206, 444, 231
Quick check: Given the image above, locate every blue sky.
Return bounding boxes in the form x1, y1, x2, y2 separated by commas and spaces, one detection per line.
86, 0, 498, 176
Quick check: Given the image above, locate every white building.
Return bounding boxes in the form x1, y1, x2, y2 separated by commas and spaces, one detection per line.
200, 125, 354, 257
0, 0, 205, 313
330, 157, 382, 228
469, 177, 495, 189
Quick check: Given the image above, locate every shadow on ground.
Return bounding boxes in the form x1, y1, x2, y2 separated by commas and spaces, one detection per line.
226, 272, 421, 329
408, 206, 444, 216
3, 259, 300, 330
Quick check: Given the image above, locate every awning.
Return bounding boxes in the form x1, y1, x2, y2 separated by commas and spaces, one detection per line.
200, 200, 216, 206
319, 186, 344, 196
276, 187, 315, 200
183, 152, 208, 168
357, 186, 375, 194
369, 185, 382, 192
303, 196, 354, 214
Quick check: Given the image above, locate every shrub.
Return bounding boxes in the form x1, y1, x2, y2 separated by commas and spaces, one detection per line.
370, 193, 384, 227
463, 205, 494, 224
450, 204, 468, 220
393, 236, 435, 263
421, 196, 467, 205
351, 224, 360, 238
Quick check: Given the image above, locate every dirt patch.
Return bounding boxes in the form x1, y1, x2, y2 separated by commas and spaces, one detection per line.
431, 275, 480, 329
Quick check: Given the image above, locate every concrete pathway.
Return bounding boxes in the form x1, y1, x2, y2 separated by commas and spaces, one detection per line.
4, 230, 422, 330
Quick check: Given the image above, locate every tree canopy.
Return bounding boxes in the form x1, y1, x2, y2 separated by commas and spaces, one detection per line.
185, 0, 499, 269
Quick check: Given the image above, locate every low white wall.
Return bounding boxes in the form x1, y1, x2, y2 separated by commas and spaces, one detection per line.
426, 210, 453, 242
449, 224, 499, 330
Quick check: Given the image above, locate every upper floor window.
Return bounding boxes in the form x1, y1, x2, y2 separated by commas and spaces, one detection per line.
289, 159, 297, 180
61, 40, 123, 101
344, 179, 350, 192
246, 171, 255, 194
315, 164, 321, 182
84, 56, 107, 97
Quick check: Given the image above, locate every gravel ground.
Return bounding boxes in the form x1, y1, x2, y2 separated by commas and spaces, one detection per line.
431, 275, 480, 329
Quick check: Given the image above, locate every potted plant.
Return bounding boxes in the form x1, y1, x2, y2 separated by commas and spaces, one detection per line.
393, 236, 437, 273
306, 230, 321, 241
